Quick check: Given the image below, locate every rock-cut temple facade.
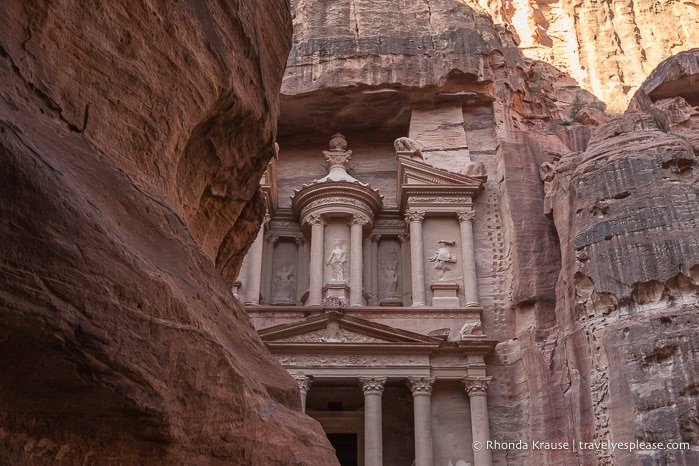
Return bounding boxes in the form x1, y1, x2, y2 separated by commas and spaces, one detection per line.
236, 102, 505, 466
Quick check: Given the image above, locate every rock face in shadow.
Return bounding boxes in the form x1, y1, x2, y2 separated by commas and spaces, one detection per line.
0, 1, 338, 464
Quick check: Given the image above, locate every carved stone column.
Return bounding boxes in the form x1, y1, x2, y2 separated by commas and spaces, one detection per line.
408, 376, 435, 466
370, 233, 381, 305
457, 209, 480, 307
261, 232, 278, 305
405, 211, 426, 306
463, 377, 493, 466
350, 216, 367, 306
398, 232, 411, 307
243, 222, 266, 304
359, 376, 386, 466
293, 375, 313, 413
308, 215, 325, 306
295, 236, 306, 304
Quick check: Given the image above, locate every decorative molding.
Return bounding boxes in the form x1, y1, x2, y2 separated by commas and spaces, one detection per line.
409, 196, 471, 206
359, 376, 387, 395
276, 325, 390, 344
404, 211, 426, 223
463, 376, 492, 396
373, 219, 407, 229
276, 354, 427, 368
407, 376, 435, 397
430, 355, 468, 367
323, 133, 352, 170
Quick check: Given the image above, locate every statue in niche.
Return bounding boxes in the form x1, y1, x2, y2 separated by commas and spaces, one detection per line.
428, 240, 457, 280
382, 260, 399, 295
273, 265, 295, 301
326, 239, 347, 281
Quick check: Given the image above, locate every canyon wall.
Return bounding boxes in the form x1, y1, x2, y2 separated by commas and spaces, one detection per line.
471, 0, 699, 112
0, 1, 338, 464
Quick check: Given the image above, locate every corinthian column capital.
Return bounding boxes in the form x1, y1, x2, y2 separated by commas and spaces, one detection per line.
404, 210, 426, 223
359, 376, 387, 395
456, 209, 476, 223
462, 376, 492, 396
408, 376, 435, 397
293, 375, 313, 396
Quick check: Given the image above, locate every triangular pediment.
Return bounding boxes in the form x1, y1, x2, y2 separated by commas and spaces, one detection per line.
396, 155, 486, 209
258, 311, 442, 345
397, 155, 486, 187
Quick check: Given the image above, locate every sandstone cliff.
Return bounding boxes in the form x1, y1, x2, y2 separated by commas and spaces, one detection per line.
281, 1, 699, 464
0, 1, 337, 464
471, 0, 699, 112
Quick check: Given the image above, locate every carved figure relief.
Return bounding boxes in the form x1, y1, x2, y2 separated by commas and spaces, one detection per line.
382, 260, 400, 294
428, 240, 457, 280
326, 239, 347, 281
273, 265, 295, 301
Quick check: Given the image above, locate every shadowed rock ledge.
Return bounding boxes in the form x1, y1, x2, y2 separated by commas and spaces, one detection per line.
0, 1, 338, 464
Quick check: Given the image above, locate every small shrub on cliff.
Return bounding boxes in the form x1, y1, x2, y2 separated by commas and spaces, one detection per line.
569, 95, 585, 120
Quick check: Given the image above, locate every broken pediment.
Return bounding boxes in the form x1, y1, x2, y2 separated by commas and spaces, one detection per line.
259, 311, 442, 346
396, 155, 487, 210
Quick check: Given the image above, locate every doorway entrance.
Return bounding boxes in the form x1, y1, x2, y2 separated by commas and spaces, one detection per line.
327, 433, 358, 466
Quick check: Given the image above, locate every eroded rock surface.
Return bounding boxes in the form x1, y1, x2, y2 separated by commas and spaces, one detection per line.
0, 1, 337, 464
472, 0, 699, 112
540, 64, 699, 465
279, 1, 698, 464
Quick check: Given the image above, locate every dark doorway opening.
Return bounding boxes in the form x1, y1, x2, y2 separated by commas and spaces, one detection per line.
327, 433, 358, 466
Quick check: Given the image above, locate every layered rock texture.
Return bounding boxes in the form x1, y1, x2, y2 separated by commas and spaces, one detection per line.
1, 0, 697, 463
474, 0, 699, 112
0, 1, 337, 464
281, 1, 698, 464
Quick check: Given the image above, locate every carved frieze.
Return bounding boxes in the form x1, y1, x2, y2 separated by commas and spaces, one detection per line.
430, 355, 468, 367
275, 324, 390, 344
408, 196, 471, 206
276, 353, 428, 367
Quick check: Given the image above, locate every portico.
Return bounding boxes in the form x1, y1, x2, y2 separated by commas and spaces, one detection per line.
258, 311, 496, 466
